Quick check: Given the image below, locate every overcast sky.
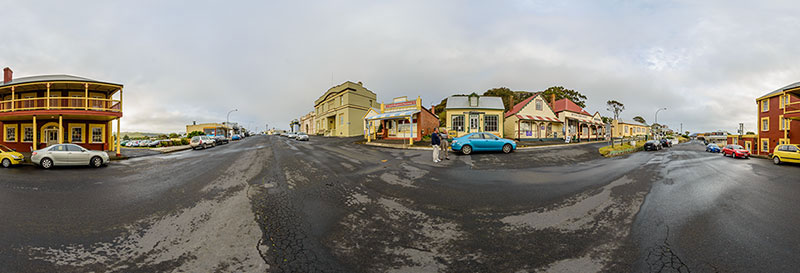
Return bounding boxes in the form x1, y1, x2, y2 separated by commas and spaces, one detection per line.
1, 0, 798, 134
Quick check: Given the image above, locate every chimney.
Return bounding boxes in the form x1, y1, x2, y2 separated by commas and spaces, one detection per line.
430, 105, 436, 115
357, 81, 363, 86
550, 93, 555, 108
3, 67, 12, 84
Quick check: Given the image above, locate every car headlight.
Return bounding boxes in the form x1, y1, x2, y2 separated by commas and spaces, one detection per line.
11, 155, 21, 159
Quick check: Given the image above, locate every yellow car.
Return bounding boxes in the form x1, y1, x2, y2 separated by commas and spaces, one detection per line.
772, 144, 800, 165
0, 144, 24, 168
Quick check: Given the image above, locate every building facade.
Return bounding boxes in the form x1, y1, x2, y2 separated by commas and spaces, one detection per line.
444, 95, 505, 138
186, 122, 231, 137
299, 111, 315, 134
0, 68, 122, 154
364, 96, 439, 142
756, 82, 800, 156
727, 134, 758, 153
611, 119, 650, 138
503, 93, 563, 140
551, 98, 604, 141
314, 81, 379, 137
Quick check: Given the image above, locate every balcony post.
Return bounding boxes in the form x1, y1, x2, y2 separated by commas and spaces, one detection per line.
46, 83, 50, 109
120, 87, 123, 112
58, 115, 64, 144
84, 83, 88, 110
33, 115, 37, 151
10, 86, 14, 111
116, 118, 121, 156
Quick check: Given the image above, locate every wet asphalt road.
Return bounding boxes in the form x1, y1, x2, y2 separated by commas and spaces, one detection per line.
1, 136, 799, 272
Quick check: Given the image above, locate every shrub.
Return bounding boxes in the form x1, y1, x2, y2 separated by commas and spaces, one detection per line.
187, 131, 204, 138
181, 138, 189, 145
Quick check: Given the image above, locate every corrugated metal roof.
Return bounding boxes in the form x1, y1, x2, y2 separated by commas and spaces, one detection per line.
757, 81, 800, 100
445, 96, 504, 110
0, 74, 122, 87
617, 119, 649, 127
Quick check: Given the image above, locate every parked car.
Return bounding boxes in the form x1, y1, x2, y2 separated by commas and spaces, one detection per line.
705, 143, 720, 153
280, 132, 288, 137
451, 132, 516, 155
31, 144, 110, 169
772, 144, 800, 165
295, 132, 309, 141
644, 140, 662, 151
0, 144, 24, 168
722, 144, 750, 159
659, 138, 672, 148
287, 132, 298, 138
232, 134, 242, 140
147, 140, 162, 147
214, 136, 229, 145
190, 135, 216, 149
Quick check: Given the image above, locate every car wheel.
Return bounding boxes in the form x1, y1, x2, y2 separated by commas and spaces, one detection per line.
502, 144, 512, 154
461, 145, 473, 155
1, 158, 10, 168
40, 158, 53, 169
91, 156, 103, 168
773, 156, 781, 165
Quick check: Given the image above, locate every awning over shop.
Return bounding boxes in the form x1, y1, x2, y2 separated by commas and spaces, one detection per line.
569, 117, 603, 126
366, 110, 420, 121
515, 115, 562, 123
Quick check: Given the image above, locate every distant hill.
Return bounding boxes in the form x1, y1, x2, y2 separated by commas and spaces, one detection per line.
117, 132, 164, 138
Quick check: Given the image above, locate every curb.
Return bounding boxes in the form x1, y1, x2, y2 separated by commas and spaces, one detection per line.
517, 141, 603, 150
364, 142, 434, 150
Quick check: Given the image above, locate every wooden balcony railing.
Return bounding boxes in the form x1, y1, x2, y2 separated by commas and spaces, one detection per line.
785, 101, 800, 115
0, 97, 122, 113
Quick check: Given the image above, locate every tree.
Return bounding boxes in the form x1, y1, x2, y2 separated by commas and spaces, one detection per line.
633, 116, 646, 124
606, 100, 624, 120
685, 131, 690, 135
483, 87, 516, 112
123, 135, 130, 140
187, 131, 205, 138
600, 116, 613, 124
541, 86, 588, 108
746, 131, 755, 135
169, 133, 179, 138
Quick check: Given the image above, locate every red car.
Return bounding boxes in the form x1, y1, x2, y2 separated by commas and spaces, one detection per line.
722, 144, 750, 159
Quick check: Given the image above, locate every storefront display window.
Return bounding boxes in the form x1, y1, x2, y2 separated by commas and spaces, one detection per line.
484, 115, 498, 131
452, 115, 464, 132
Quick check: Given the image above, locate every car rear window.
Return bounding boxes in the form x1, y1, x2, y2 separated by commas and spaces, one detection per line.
50, 145, 66, 152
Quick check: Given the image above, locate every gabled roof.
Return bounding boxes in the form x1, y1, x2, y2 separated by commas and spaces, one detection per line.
504, 92, 541, 118
757, 82, 800, 100
616, 119, 649, 127
445, 96, 504, 110
552, 98, 588, 115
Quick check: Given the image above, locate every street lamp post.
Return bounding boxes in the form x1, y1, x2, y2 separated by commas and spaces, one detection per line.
226, 109, 238, 137
655, 107, 667, 139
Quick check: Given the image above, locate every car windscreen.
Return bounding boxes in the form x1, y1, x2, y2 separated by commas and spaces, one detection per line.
0, 145, 11, 152
731, 145, 744, 149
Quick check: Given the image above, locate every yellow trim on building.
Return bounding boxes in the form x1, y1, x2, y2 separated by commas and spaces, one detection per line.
761, 99, 769, 112
760, 138, 770, 153
68, 123, 86, 143
761, 117, 769, 131
4, 124, 18, 142
89, 124, 106, 143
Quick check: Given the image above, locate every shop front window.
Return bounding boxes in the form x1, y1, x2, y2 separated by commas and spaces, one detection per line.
484, 115, 498, 132
72, 127, 83, 143
5, 126, 16, 142
92, 127, 103, 143
452, 115, 464, 132
23, 126, 33, 142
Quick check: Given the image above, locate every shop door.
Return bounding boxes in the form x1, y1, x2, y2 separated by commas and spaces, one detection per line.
44, 127, 59, 147
469, 114, 479, 133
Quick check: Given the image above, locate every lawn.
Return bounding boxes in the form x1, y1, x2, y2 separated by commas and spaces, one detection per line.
598, 141, 645, 157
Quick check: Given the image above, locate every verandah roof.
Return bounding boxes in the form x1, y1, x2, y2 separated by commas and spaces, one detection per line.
366, 109, 420, 120
515, 115, 561, 123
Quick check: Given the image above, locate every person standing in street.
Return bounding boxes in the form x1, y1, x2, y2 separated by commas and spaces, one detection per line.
431, 127, 441, 163
439, 129, 450, 160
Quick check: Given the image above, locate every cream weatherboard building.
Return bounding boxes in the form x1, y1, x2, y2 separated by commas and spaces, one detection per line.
611, 119, 650, 138
314, 81, 379, 137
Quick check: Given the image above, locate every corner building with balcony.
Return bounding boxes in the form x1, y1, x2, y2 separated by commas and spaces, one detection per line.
756, 82, 800, 156
0, 68, 122, 154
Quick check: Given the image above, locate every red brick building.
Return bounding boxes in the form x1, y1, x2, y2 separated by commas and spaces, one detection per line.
755, 82, 800, 156
0, 68, 123, 154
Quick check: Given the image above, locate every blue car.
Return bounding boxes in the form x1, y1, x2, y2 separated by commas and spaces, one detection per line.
451, 132, 516, 155
706, 143, 720, 153
232, 134, 242, 140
